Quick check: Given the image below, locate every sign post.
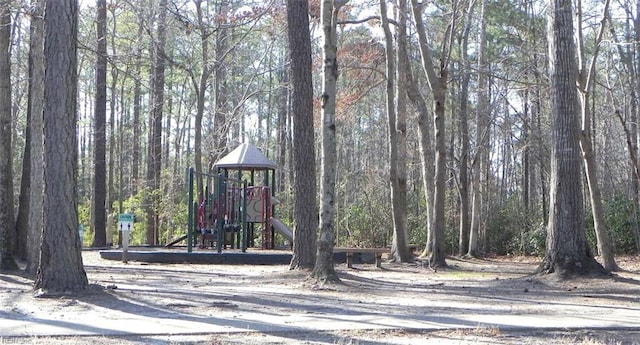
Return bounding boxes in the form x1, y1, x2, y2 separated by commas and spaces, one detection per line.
118, 213, 134, 263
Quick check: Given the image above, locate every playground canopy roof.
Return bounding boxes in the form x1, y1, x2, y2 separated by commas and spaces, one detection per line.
214, 143, 277, 170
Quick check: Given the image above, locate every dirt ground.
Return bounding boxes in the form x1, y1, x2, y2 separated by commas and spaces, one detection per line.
1, 251, 640, 344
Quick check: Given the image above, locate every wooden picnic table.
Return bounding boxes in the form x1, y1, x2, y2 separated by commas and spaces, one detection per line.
333, 247, 389, 268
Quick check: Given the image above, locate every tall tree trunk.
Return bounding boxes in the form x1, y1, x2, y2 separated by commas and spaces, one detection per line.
193, 0, 212, 197
15, 72, 31, 260
107, 23, 118, 220
116, 18, 129, 208
429, 85, 448, 268
26, 0, 45, 274
312, 0, 344, 282
14, 3, 30, 259
630, 4, 640, 194
211, 0, 229, 169
0, 2, 16, 270
380, 0, 399, 254
132, 21, 143, 194
575, 0, 617, 271
635, 0, 640, 239
35, 0, 88, 293
469, 0, 488, 257
533, 61, 548, 225
411, 0, 451, 268
146, 0, 168, 246
523, 0, 538, 213
286, 0, 317, 270
405, 51, 433, 258
457, 0, 475, 256
523, 86, 530, 211
164, 71, 172, 172
276, 66, 288, 194
387, 0, 412, 262
92, 0, 107, 247
539, 0, 606, 277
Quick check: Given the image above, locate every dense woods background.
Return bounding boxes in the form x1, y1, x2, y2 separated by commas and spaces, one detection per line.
4, 0, 640, 264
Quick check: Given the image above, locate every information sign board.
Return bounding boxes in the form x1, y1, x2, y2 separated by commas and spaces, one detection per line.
118, 213, 134, 232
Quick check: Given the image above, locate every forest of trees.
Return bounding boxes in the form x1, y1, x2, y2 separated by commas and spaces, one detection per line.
2, 0, 640, 290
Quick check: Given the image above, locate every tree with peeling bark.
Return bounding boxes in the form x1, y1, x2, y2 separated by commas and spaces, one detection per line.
410, 0, 455, 268
35, 0, 88, 294
287, 0, 317, 270
539, 0, 606, 277
311, 0, 345, 283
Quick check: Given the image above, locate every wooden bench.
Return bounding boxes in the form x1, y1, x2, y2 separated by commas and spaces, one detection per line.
408, 244, 421, 253
333, 247, 390, 268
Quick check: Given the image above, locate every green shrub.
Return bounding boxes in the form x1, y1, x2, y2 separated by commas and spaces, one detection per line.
77, 199, 91, 247
337, 202, 390, 247
510, 221, 546, 256
486, 196, 543, 256
587, 194, 640, 255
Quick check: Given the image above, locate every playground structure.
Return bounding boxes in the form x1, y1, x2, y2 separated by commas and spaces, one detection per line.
184, 143, 292, 253
103, 143, 379, 265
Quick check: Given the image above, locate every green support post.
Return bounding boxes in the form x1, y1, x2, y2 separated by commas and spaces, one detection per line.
187, 167, 194, 253
216, 175, 225, 254
242, 180, 248, 253
270, 169, 276, 230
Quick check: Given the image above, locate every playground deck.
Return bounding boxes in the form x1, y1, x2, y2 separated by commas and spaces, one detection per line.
99, 247, 349, 265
